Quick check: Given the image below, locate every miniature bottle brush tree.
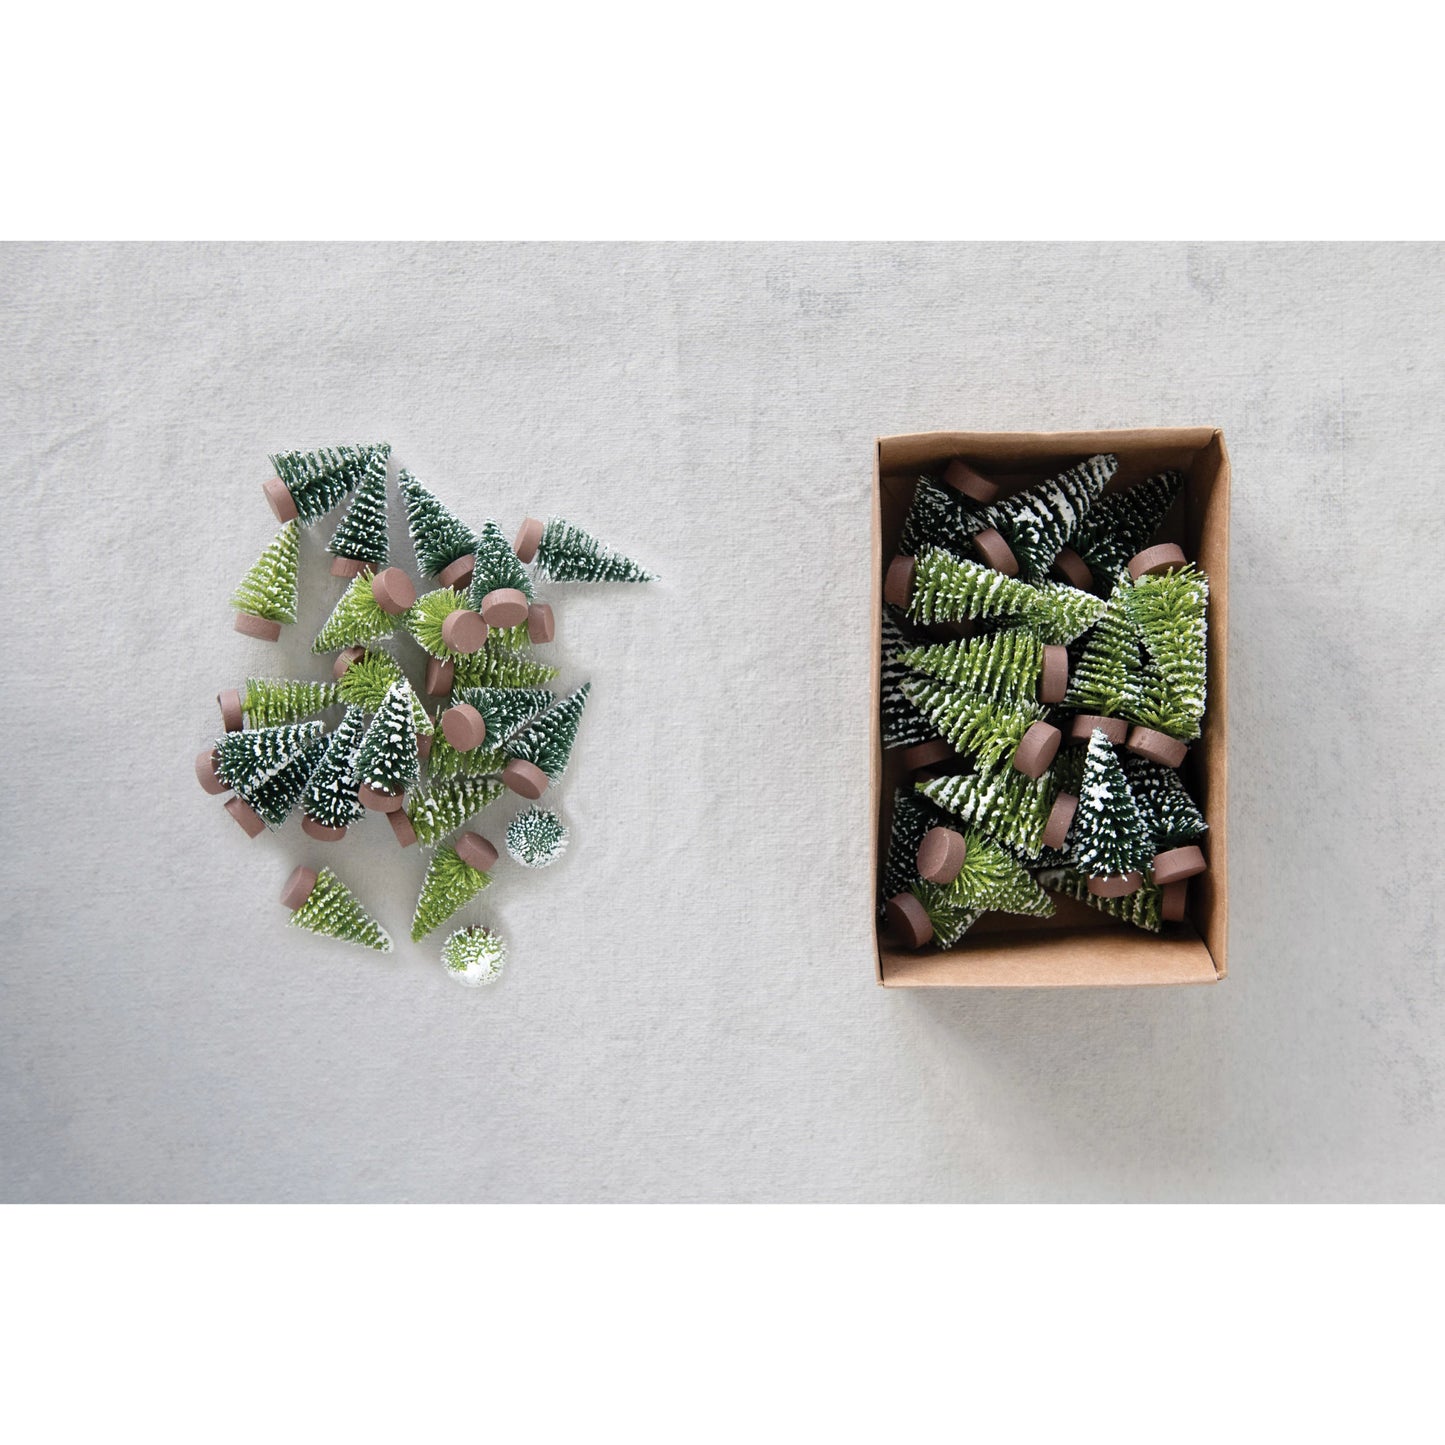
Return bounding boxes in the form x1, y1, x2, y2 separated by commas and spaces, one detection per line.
880, 453, 1211, 950
195, 442, 656, 986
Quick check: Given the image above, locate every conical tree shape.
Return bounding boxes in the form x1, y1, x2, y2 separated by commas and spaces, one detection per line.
1073, 468, 1185, 582
502, 683, 590, 781
880, 788, 954, 907
333, 651, 433, 735
399, 468, 477, 577
881, 609, 935, 748
1122, 565, 1208, 740
945, 829, 1054, 917
406, 587, 470, 659
899, 631, 1047, 705
1064, 582, 1146, 718
908, 549, 1103, 644
466, 520, 534, 605
239, 677, 340, 728
214, 721, 325, 796
230, 523, 300, 624
302, 706, 369, 829
906, 881, 983, 948
440, 926, 506, 986
355, 680, 421, 798
1070, 729, 1153, 880
900, 677, 1047, 772
426, 726, 506, 781
1038, 867, 1164, 933
289, 868, 393, 951
506, 807, 570, 867
270, 444, 388, 525
534, 517, 656, 583
453, 686, 554, 744
900, 476, 987, 557
1124, 756, 1208, 849
452, 640, 560, 691
918, 765, 1056, 859
412, 844, 492, 940
407, 776, 505, 846
313, 570, 401, 653
976, 453, 1115, 581
246, 733, 327, 828
327, 456, 389, 568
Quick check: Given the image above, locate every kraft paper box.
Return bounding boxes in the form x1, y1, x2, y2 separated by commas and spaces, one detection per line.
871, 428, 1230, 988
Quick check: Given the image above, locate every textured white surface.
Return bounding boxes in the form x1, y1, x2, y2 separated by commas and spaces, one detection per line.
2, 243, 1442, 1202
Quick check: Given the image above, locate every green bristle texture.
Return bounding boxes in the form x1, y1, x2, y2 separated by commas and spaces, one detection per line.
505, 807, 570, 868
907, 549, 1103, 644
269, 444, 388, 525
326, 457, 389, 568
426, 726, 508, 780
214, 721, 325, 797
917, 765, 1055, 859
240, 677, 340, 728
440, 926, 507, 987
289, 868, 393, 952
405, 587, 471, 659
502, 683, 590, 781
1038, 868, 1165, 933
466, 519, 535, 604
880, 788, 953, 907
1073, 469, 1185, 583
947, 830, 1054, 917
900, 677, 1046, 772
908, 882, 982, 948
412, 845, 492, 941
334, 652, 431, 734
1124, 756, 1208, 850
1070, 729, 1153, 880
452, 640, 560, 691
301, 706, 368, 830
535, 517, 657, 583
398, 468, 478, 577
407, 776, 505, 847
1123, 565, 1208, 740
899, 631, 1044, 705
900, 476, 987, 556
1064, 583, 1146, 718
354, 681, 421, 797
977, 453, 1115, 581
230, 523, 299, 624
452, 686, 554, 745
246, 734, 327, 828
313, 569, 397, 653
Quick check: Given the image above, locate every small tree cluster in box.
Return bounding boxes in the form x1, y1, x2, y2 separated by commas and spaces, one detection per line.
196, 443, 656, 983
880, 454, 1210, 951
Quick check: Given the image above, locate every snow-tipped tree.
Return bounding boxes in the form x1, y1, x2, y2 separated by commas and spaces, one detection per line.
245, 733, 327, 828
269, 444, 388, 525
1072, 468, 1185, 582
452, 686, 554, 745
214, 721, 325, 797
899, 476, 986, 557
880, 788, 954, 907
237, 678, 339, 729
900, 677, 1047, 772
407, 776, 506, 847
881, 608, 936, 748
1069, 729, 1153, 882
466, 520, 535, 605
399, 468, 477, 577
1037, 868, 1165, 933
355, 680, 421, 800
301, 706, 369, 831
506, 807, 570, 867
412, 843, 492, 940
327, 456, 389, 570
534, 517, 656, 583
287, 868, 393, 951
500, 683, 590, 790
231, 523, 299, 628
918, 765, 1057, 859
977, 453, 1116, 580
907, 549, 1103, 645
1124, 756, 1208, 850
440, 926, 506, 986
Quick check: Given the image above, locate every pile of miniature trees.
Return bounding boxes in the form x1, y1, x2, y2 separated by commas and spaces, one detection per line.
879, 453, 1210, 949
196, 443, 655, 986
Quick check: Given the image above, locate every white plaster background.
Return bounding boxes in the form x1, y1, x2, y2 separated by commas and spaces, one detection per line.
2, 242, 1441, 1202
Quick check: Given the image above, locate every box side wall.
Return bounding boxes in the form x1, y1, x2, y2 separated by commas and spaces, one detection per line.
870, 440, 885, 984
873, 428, 1227, 988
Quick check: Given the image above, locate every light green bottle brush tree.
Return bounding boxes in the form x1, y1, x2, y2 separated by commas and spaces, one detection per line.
200, 442, 657, 986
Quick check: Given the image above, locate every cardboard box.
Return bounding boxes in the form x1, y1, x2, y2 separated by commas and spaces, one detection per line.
871, 428, 1229, 988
